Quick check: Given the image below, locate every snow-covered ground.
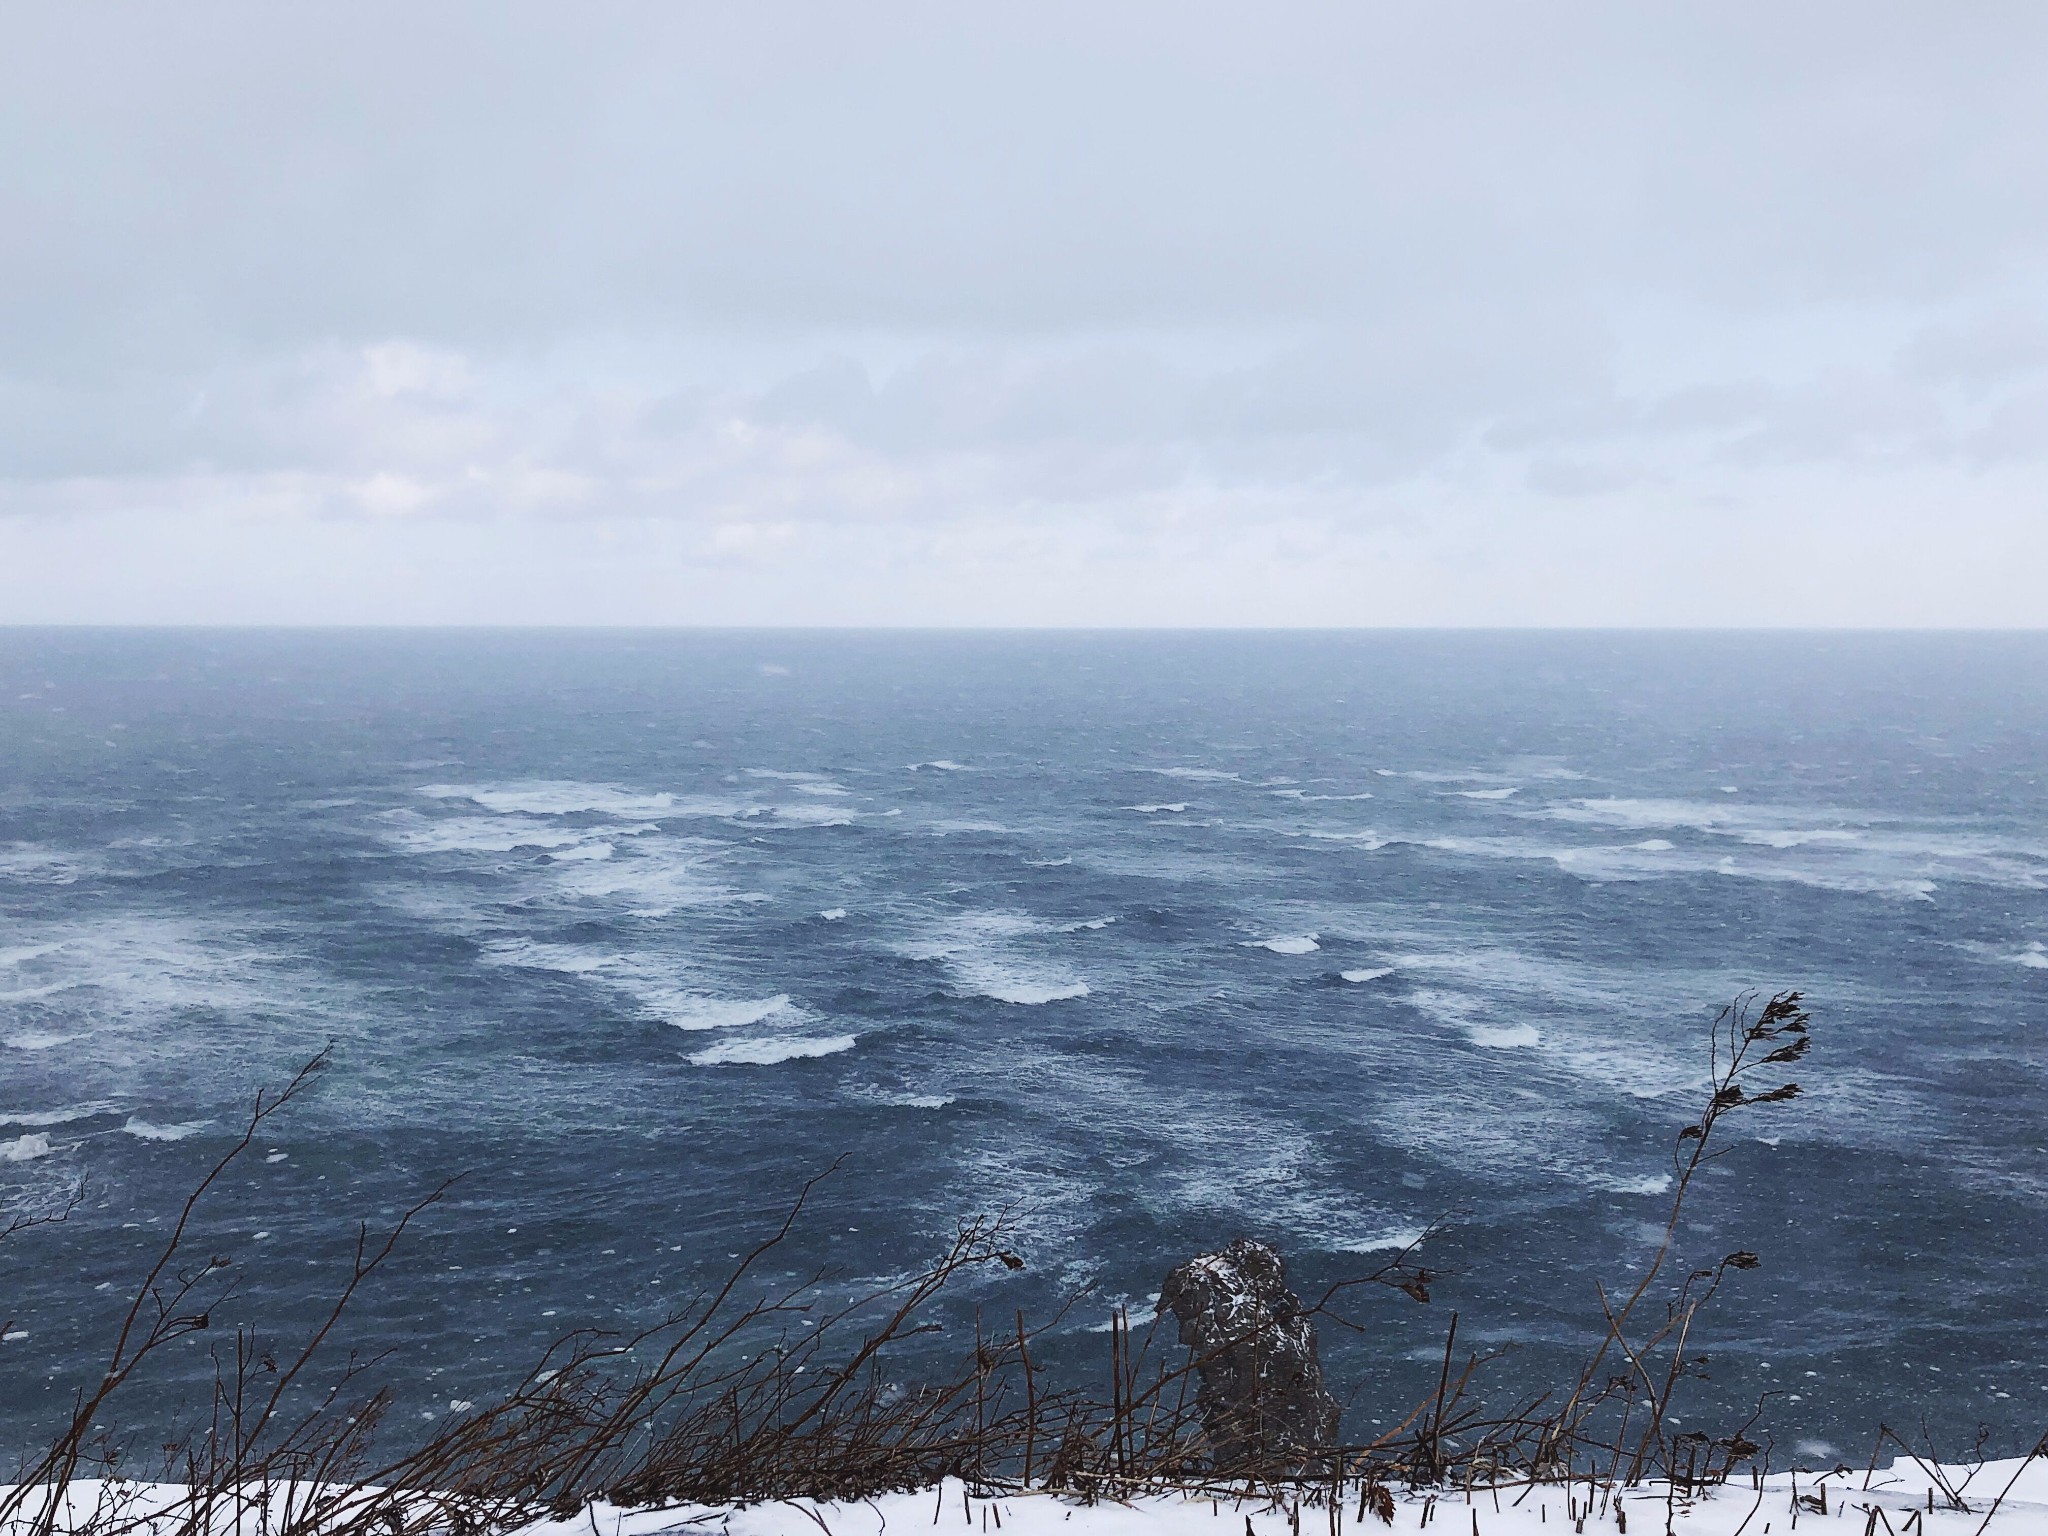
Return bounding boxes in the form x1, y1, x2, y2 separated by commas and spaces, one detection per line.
14, 1459, 2047, 1536
531, 1458, 2048, 1536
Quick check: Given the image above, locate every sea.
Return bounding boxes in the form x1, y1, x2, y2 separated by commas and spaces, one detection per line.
1, 629, 2044, 1464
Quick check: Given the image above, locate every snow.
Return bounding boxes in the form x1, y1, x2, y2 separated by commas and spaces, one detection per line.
12, 1458, 2048, 1536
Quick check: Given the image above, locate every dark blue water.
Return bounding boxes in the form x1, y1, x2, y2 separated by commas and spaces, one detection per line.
2, 631, 2045, 1462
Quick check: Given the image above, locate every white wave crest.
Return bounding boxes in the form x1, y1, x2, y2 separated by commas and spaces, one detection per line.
420, 781, 685, 818
122, 1118, 210, 1142
0, 1104, 110, 1127
1, 1132, 53, 1162
1128, 803, 1188, 814
1249, 935, 1319, 955
1595, 1172, 1675, 1196
661, 995, 794, 1032
1339, 967, 1395, 983
386, 815, 599, 854
689, 1034, 857, 1066
899, 912, 1092, 1004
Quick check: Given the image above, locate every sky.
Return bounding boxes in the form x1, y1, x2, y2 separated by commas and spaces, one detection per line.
2, 2, 2045, 626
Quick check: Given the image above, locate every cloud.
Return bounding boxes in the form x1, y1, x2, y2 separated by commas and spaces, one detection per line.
1, 2, 2046, 622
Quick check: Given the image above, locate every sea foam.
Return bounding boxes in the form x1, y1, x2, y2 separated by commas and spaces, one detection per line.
689, 1034, 857, 1066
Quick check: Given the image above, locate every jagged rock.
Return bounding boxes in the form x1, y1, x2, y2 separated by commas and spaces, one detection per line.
1155, 1237, 1340, 1469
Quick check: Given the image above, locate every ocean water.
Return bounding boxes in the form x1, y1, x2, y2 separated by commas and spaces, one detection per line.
2, 630, 2045, 1460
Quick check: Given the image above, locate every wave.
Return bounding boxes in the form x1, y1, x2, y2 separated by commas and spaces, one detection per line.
1150, 767, 1239, 781
1467, 1023, 1542, 1049
898, 912, 1093, 1004
1, 1132, 53, 1162
0, 844, 87, 885
1453, 787, 1519, 800
549, 847, 769, 917
420, 781, 688, 818
1128, 803, 1188, 814
4, 1031, 79, 1051
1336, 1225, 1431, 1254
385, 814, 604, 854
0, 942, 64, 969
660, 994, 794, 1032
689, 1034, 857, 1066
819, 908, 848, 920
0, 1103, 112, 1127
2013, 944, 2048, 970
1249, 935, 1319, 955
481, 941, 630, 975
1593, 1172, 1675, 1196
909, 760, 971, 772
122, 1117, 210, 1141
856, 1089, 956, 1109
1375, 768, 1505, 784
1420, 831, 1954, 900
1339, 967, 1394, 983
744, 803, 857, 828
950, 958, 1091, 1004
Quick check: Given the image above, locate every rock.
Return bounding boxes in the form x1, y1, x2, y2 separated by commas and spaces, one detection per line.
1155, 1237, 1340, 1469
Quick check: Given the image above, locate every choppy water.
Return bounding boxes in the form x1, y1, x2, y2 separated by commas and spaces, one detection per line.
2, 630, 2045, 1461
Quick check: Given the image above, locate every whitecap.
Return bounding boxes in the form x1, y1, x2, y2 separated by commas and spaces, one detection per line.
0, 942, 64, 968
1, 1133, 53, 1162
4, 1031, 78, 1051
1298, 829, 1389, 847
819, 908, 848, 921
897, 911, 1092, 1004
0, 845, 85, 885
1250, 935, 1320, 955
0, 1104, 110, 1128
1151, 767, 1240, 781
1595, 1172, 1675, 1196
1128, 803, 1188, 814
950, 959, 1090, 1004
689, 1035, 857, 1066
1023, 857, 1072, 867
385, 815, 597, 854
548, 841, 614, 862
661, 995, 794, 1032
481, 941, 627, 975
755, 803, 856, 828
122, 1118, 210, 1142
1339, 967, 1394, 983
419, 782, 693, 818
1468, 1024, 1542, 1049
1337, 1226, 1430, 1254
859, 1089, 956, 1109
2014, 947, 2048, 970
909, 760, 971, 772
1454, 787, 1519, 800
1061, 916, 1117, 931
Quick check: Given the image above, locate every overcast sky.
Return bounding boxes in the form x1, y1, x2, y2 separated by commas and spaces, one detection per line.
3, 3, 2045, 625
